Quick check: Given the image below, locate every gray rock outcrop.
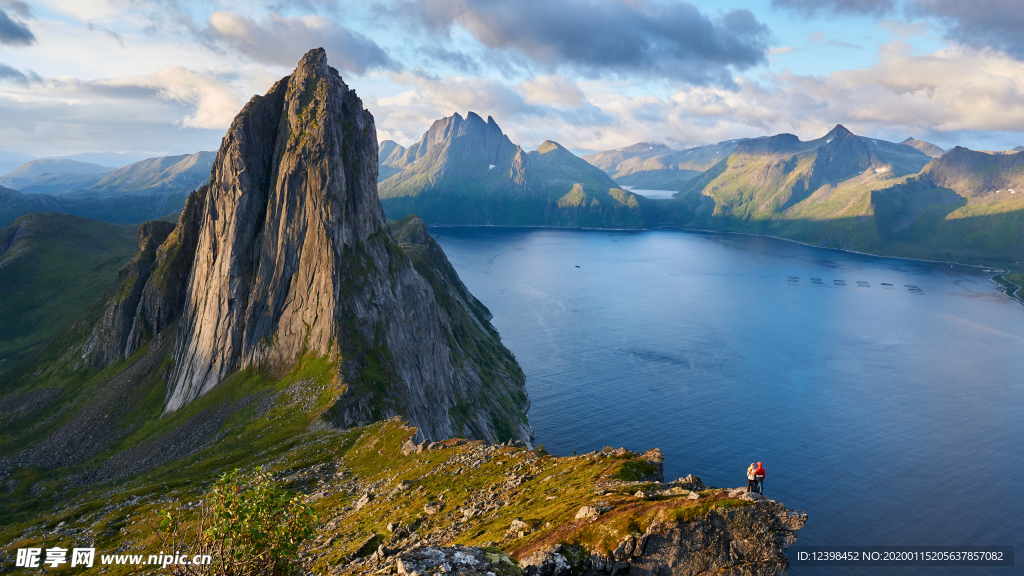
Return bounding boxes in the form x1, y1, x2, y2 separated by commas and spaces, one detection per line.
80, 220, 175, 366
605, 499, 807, 575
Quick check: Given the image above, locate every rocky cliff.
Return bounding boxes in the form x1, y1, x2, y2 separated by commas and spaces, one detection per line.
70, 48, 530, 445
923, 146, 1024, 197
80, 220, 175, 366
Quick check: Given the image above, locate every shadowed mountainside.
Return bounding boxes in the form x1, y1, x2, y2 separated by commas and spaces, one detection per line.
0, 213, 137, 373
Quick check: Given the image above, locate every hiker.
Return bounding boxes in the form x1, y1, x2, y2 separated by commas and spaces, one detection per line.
746, 463, 756, 492
754, 462, 766, 494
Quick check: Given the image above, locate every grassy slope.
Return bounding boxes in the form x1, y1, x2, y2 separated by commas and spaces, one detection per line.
0, 213, 137, 373
0, 353, 751, 575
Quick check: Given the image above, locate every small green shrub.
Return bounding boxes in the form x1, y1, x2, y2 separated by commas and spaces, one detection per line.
612, 460, 659, 481
155, 468, 318, 575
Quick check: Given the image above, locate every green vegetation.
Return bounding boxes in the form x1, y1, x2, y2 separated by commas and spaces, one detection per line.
0, 213, 137, 373
0, 367, 745, 575
612, 459, 659, 482
156, 469, 317, 575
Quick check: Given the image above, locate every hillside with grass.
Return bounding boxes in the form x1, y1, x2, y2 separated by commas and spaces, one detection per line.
0, 213, 137, 374
0, 402, 807, 575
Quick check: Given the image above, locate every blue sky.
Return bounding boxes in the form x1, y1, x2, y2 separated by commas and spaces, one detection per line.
0, 0, 1022, 160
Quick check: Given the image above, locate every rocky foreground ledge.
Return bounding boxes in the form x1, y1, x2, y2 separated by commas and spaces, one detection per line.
0, 417, 803, 576
293, 419, 806, 576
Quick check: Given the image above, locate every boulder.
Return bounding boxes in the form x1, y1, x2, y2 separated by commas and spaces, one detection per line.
354, 492, 373, 510
575, 506, 600, 521
520, 546, 571, 576
396, 546, 515, 576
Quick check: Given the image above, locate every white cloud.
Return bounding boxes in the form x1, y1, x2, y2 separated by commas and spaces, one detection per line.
516, 75, 585, 107
368, 40, 1024, 153
206, 11, 395, 72
148, 66, 244, 129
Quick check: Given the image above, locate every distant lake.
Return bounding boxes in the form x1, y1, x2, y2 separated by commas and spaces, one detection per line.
432, 226, 1024, 575
619, 186, 676, 199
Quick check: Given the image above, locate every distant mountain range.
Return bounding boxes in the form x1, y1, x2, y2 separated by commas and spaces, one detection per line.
582, 140, 741, 190
377, 112, 648, 228
0, 152, 214, 226
377, 114, 1024, 293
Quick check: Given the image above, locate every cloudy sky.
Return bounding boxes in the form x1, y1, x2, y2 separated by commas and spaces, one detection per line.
1, 0, 1023, 160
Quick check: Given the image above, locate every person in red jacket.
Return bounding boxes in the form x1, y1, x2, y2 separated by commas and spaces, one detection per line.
754, 462, 766, 494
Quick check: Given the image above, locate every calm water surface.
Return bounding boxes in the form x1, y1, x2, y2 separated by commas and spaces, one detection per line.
432, 226, 1024, 575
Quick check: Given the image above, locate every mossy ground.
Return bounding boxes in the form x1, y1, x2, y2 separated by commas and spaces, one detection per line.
0, 364, 746, 575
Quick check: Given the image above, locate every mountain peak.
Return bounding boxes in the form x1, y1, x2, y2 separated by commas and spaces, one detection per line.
295, 47, 329, 75
536, 140, 566, 154
156, 51, 531, 443
825, 124, 854, 139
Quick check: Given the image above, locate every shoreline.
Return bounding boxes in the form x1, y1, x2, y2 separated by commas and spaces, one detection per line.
426, 222, 1024, 306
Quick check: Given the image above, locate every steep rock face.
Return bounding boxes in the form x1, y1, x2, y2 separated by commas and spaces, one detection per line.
385, 215, 531, 441
164, 49, 530, 443
925, 146, 1024, 197
80, 220, 175, 366
378, 140, 407, 181
124, 186, 208, 356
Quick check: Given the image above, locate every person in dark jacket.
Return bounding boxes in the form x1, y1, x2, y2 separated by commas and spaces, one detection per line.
754, 462, 766, 494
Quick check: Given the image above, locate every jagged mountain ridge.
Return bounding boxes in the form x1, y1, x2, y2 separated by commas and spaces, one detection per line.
922, 146, 1024, 197
377, 112, 648, 227
676, 124, 932, 220
49, 48, 532, 446
378, 112, 539, 198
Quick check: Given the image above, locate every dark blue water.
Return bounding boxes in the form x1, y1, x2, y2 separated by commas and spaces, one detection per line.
431, 226, 1024, 574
